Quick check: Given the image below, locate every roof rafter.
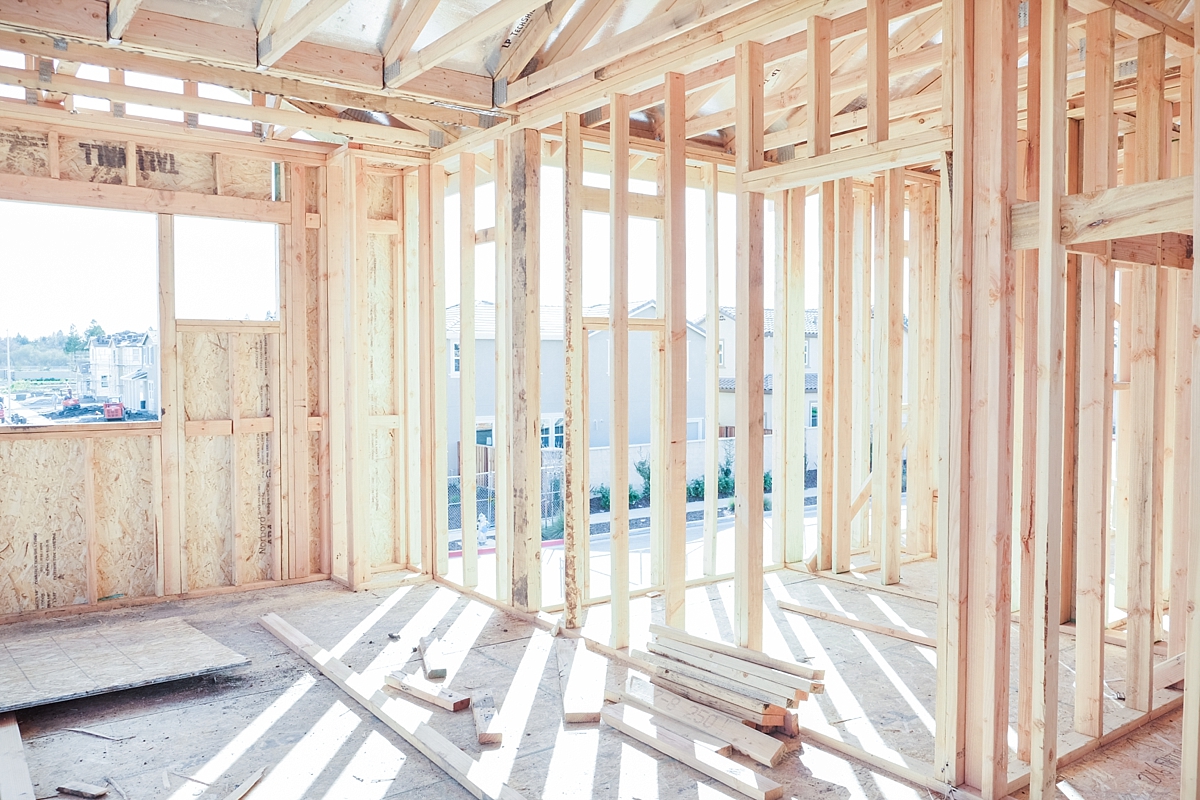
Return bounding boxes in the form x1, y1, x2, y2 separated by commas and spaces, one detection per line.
383, 0, 443, 65
256, 0, 294, 38
502, 0, 761, 107
535, 0, 620, 68
106, 0, 146, 41
384, 0, 551, 88
259, 0, 353, 67
493, 0, 575, 90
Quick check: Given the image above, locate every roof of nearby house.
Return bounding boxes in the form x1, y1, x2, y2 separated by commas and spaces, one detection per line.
719, 374, 772, 394
446, 299, 707, 340
701, 306, 819, 337
717, 373, 818, 394
89, 331, 156, 348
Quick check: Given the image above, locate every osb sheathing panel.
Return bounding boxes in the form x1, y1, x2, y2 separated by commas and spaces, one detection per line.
367, 232, 397, 416
58, 138, 218, 192
308, 431, 323, 572
0, 129, 50, 177
184, 435, 233, 591
0, 439, 89, 614
369, 428, 396, 568
232, 333, 271, 418
214, 156, 273, 200
235, 432, 273, 584
366, 171, 394, 220
182, 332, 231, 421
93, 436, 157, 601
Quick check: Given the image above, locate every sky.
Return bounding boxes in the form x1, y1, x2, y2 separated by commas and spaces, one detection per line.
0, 200, 278, 338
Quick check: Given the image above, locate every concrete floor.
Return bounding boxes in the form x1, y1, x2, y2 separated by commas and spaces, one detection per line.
6, 563, 1186, 800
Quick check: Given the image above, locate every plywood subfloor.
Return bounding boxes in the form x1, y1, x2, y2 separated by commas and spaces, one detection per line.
5, 572, 1186, 800
0, 617, 248, 713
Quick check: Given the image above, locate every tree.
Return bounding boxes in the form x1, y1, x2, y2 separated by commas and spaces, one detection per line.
84, 320, 105, 339
62, 325, 86, 367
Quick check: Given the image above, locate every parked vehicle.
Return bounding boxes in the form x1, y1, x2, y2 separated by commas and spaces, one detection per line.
103, 398, 126, 421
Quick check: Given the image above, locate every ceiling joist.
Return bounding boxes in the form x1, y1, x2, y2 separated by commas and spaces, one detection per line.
493, 0, 574, 89
383, 0, 444, 65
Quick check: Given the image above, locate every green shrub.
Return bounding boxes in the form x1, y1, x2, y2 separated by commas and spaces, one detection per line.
763, 497, 772, 511
763, 470, 772, 494
593, 484, 611, 512
634, 458, 652, 501
687, 477, 705, 501
629, 483, 641, 507
542, 513, 564, 540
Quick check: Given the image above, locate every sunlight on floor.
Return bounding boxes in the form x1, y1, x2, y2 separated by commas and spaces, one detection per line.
166, 674, 316, 800
255, 701, 362, 798
542, 724, 601, 799
319, 730, 406, 800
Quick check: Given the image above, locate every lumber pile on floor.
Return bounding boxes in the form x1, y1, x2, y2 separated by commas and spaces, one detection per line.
601, 625, 826, 800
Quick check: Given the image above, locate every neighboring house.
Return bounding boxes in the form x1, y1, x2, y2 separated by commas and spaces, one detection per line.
696, 307, 820, 436
444, 300, 707, 476
87, 330, 159, 412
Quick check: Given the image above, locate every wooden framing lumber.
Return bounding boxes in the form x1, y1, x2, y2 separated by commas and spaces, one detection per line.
0, 66, 431, 150
609, 92, 631, 649
382, 0, 442, 67
644, 675, 783, 726
419, 636, 447, 679
702, 161, 721, 576
663, 71, 688, 629
106, 0, 145, 41
472, 690, 503, 744
647, 638, 822, 696
562, 112, 586, 628
508, 128, 542, 612
601, 704, 783, 800
258, 0, 350, 67
742, 129, 951, 194
780, 188, 807, 567
1030, 0, 1067, 793
0, 713, 35, 800
554, 636, 606, 723
866, 0, 889, 144
605, 689, 734, 755
777, 598, 936, 647
875, 168, 904, 586
733, 39, 765, 651
385, 0, 550, 89
622, 674, 786, 767
492, 0, 572, 89
633, 649, 797, 708
385, 670, 471, 711
260, 613, 524, 800
807, 14, 831, 158
460, 152, 479, 589
817, 180, 835, 572
1010, 175, 1193, 250
494, 138, 512, 605
1186, 44, 1200, 792
831, 178, 855, 573
649, 624, 823, 681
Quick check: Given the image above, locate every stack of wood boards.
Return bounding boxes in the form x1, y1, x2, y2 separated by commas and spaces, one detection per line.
634, 624, 824, 730
600, 626, 825, 800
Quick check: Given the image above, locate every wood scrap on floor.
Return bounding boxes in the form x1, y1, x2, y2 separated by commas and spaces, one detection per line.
385, 670, 471, 711
0, 712, 35, 800
604, 687, 735, 756
620, 674, 785, 767
601, 704, 783, 800
259, 613, 525, 800
418, 635, 447, 679
775, 598, 936, 647
220, 766, 265, 800
471, 690, 502, 744
632, 649, 800, 708
554, 636, 605, 723
56, 782, 109, 798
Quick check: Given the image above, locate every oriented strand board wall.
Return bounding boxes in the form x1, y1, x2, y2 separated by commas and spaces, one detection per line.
185, 435, 233, 590
370, 429, 397, 568
0, 439, 90, 614
235, 432, 273, 583
0, 129, 50, 177
367, 233, 397, 416
183, 332, 231, 420
367, 171, 394, 220
233, 333, 271, 417
93, 436, 158, 601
